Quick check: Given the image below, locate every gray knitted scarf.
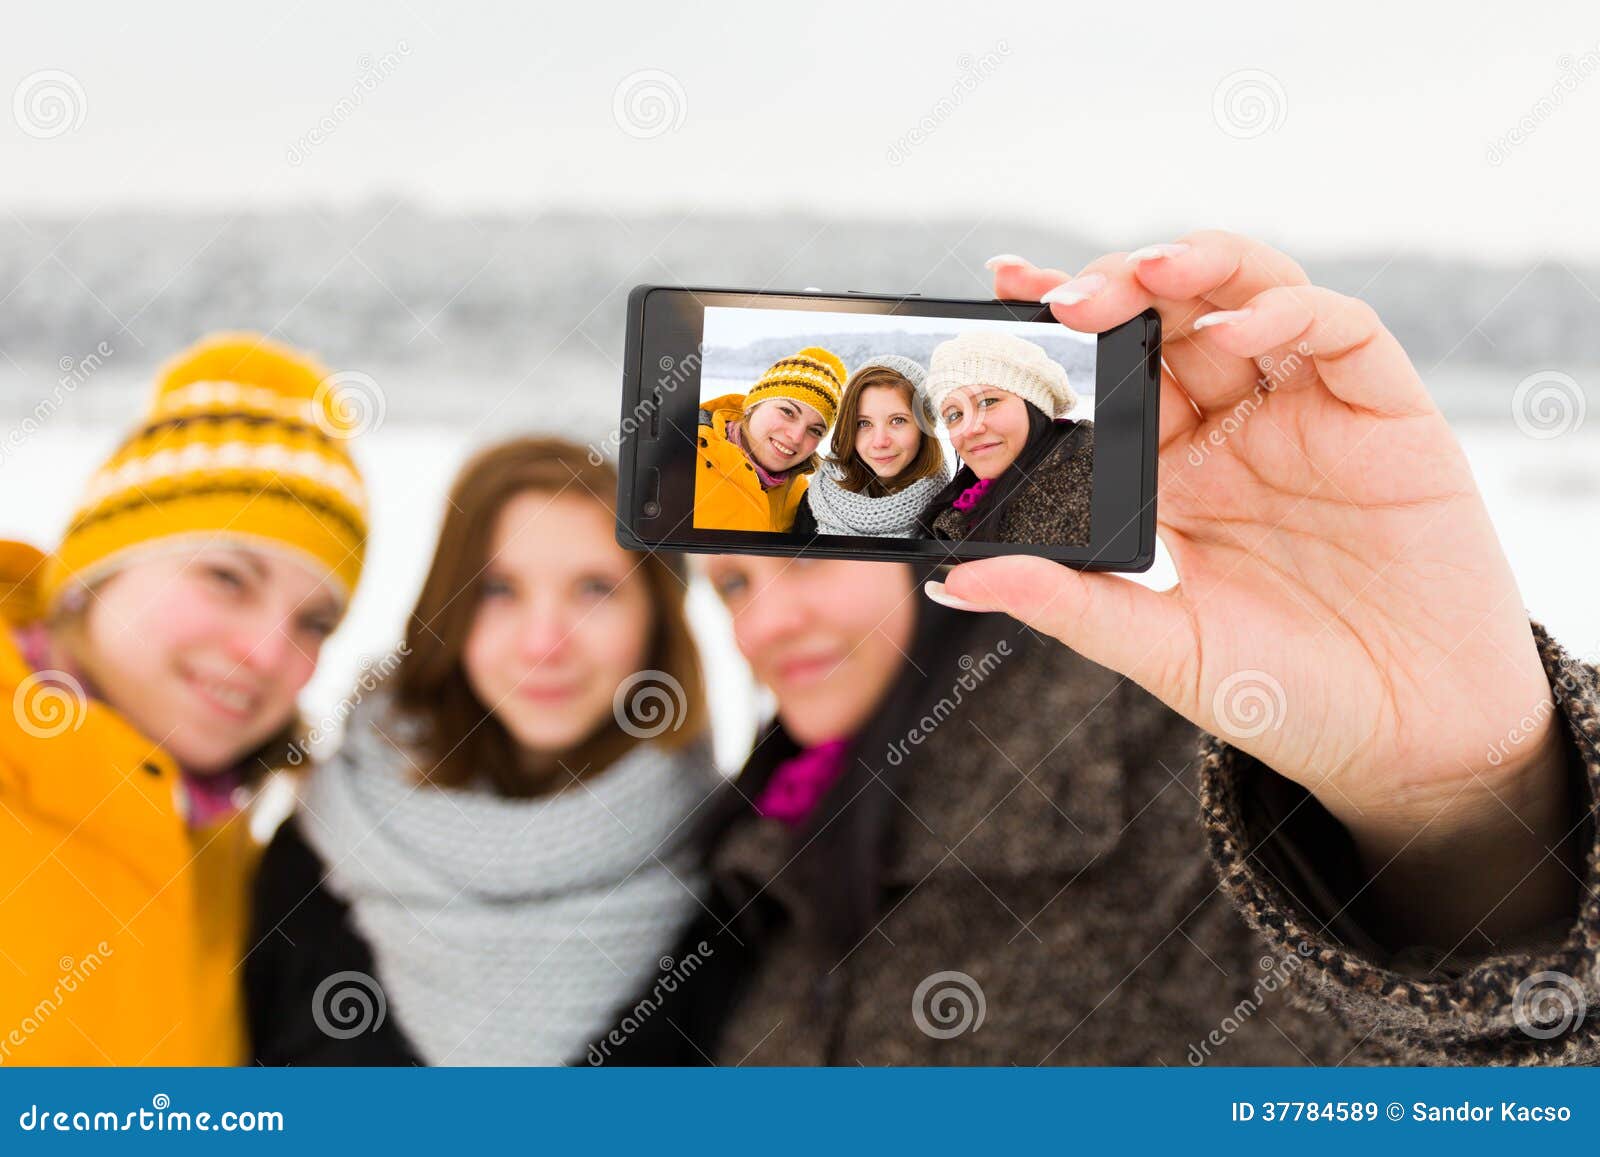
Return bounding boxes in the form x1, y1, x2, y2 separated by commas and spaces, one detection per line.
298, 692, 721, 1066
804, 460, 951, 537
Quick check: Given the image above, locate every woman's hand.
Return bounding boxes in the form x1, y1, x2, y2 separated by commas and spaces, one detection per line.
933, 232, 1579, 948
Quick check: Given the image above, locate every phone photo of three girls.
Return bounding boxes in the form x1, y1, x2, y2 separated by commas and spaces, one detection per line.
5, 2, 1600, 1145
690, 308, 1096, 545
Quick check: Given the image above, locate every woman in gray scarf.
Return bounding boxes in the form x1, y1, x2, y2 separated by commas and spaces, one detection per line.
795, 356, 950, 539
247, 438, 721, 1066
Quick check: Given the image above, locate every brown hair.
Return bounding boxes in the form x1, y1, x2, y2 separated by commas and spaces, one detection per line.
826, 366, 944, 496
390, 437, 707, 797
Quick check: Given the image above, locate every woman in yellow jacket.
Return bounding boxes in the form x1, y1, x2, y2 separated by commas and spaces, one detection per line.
0, 334, 367, 1065
692, 346, 846, 533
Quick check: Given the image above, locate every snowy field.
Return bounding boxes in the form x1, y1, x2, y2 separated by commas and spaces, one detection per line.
4, 411, 1598, 773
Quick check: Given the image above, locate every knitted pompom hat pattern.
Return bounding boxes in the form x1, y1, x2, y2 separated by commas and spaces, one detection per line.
922, 331, 1077, 419
743, 346, 848, 428
43, 333, 370, 611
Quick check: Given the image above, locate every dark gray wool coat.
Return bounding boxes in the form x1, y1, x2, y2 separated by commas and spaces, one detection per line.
925, 416, 1095, 547
603, 607, 1600, 1067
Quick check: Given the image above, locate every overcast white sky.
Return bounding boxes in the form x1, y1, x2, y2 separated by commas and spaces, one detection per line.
4, 1, 1599, 261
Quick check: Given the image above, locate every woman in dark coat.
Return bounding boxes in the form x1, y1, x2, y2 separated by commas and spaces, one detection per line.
590, 554, 1595, 1065
591, 230, 1600, 1066
914, 330, 1094, 546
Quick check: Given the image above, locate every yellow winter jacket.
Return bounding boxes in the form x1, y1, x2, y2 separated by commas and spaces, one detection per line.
0, 541, 257, 1066
693, 393, 813, 533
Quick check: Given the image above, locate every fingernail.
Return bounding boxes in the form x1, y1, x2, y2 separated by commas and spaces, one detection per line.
984, 253, 1031, 270
1125, 242, 1190, 264
1192, 308, 1252, 331
923, 580, 993, 613
1040, 273, 1107, 306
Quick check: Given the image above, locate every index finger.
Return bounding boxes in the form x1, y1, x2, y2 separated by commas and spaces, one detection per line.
990, 232, 1313, 415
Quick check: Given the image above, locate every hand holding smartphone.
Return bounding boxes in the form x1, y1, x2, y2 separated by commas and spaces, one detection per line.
616, 286, 1161, 570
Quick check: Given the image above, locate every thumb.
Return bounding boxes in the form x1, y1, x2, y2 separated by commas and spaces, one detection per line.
931, 555, 1195, 703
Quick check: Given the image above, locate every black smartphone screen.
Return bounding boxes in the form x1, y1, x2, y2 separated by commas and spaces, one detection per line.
617, 287, 1160, 570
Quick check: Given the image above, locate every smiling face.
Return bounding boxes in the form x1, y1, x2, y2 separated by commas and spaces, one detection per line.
743, 398, 827, 474
704, 555, 914, 746
73, 546, 342, 774
461, 489, 653, 757
941, 386, 1031, 480
853, 384, 924, 479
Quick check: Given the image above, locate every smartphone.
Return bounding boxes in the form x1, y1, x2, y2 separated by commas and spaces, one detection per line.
615, 286, 1160, 570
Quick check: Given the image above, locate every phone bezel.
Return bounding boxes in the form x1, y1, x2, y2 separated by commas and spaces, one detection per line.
617, 285, 1160, 571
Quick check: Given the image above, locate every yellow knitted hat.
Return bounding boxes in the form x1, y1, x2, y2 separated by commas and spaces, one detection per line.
743, 346, 847, 428
42, 333, 370, 612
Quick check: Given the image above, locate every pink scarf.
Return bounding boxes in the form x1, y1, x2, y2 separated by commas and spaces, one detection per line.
952, 476, 994, 513
10, 624, 244, 829
727, 419, 794, 491
754, 737, 851, 828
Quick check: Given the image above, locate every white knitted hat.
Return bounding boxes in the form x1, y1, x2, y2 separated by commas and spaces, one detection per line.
922, 331, 1077, 419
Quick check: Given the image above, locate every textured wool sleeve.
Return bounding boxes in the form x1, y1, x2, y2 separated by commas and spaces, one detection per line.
1199, 622, 1600, 1064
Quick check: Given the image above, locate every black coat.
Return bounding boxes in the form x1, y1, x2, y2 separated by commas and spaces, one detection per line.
246, 816, 424, 1066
